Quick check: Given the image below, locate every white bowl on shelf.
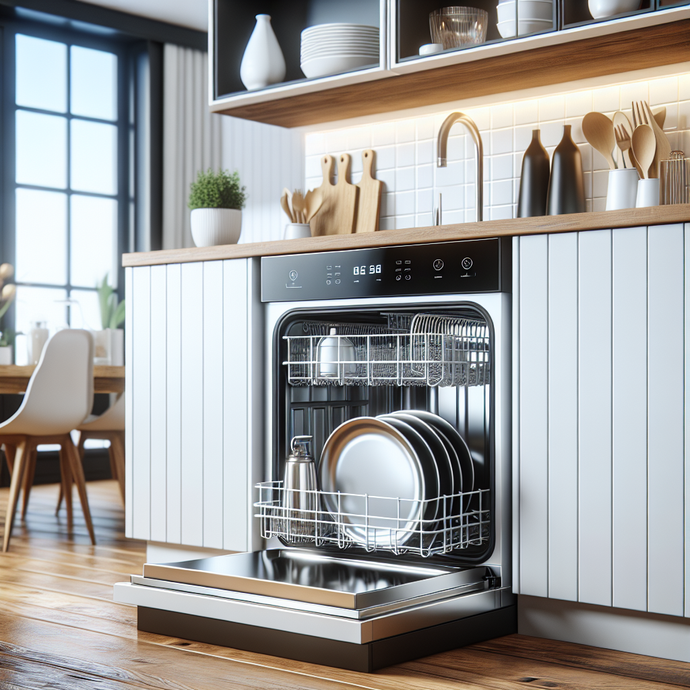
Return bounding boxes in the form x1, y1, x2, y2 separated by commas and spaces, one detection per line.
301, 54, 378, 79
497, 17, 553, 37
588, 0, 640, 19
497, 0, 554, 23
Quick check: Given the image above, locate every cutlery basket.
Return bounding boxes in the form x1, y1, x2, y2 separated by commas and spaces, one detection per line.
255, 481, 491, 558
284, 313, 491, 387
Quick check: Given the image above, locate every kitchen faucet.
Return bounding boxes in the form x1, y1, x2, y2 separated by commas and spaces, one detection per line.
436, 112, 483, 222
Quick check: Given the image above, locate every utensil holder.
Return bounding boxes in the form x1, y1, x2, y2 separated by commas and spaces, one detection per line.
660, 151, 689, 204
283, 223, 311, 240
636, 178, 660, 207
605, 168, 639, 210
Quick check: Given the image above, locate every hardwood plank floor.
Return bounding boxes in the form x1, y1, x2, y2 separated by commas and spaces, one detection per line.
0, 480, 689, 689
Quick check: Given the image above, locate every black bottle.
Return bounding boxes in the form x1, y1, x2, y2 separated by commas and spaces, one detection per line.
517, 129, 550, 217
546, 124, 586, 215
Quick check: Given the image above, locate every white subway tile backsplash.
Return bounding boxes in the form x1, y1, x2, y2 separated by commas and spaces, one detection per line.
299, 73, 688, 233
680, 74, 690, 101
491, 103, 513, 129
416, 140, 433, 165
592, 86, 620, 114
397, 142, 415, 168
565, 91, 592, 118
514, 99, 539, 126
396, 121, 416, 143
592, 196, 607, 212
417, 164, 433, 189
540, 95, 565, 122
649, 76, 678, 106
491, 129, 513, 156
416, 116, 436, 141
396, 167, 415, 191
396, 190, 415, 215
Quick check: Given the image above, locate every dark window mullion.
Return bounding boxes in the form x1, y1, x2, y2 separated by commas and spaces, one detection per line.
66, 41, 73, 325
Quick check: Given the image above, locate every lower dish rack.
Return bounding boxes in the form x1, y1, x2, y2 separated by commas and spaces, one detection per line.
284, 313, 491, 387
255, 481, 491, 558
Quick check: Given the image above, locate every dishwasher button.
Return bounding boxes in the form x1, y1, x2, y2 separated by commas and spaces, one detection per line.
461, 257, 473, 270
288, 270, 298, 282
433, 259, 444, 271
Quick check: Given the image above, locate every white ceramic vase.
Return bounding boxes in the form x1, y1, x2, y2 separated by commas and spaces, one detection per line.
240, 14, 286, 91
0, 346, 12, 365
190, 208, 242, 247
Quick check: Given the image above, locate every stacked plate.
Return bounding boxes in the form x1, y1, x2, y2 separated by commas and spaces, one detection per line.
318, 412, 474, 549
300, 23, 379, 80
496, 0, 554, 38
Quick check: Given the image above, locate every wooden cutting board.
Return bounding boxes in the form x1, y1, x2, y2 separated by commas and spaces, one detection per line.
310, 153, 358, 236
354, 149, 382, 233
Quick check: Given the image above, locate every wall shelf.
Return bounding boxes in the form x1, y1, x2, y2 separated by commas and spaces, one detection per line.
210, 5, 690, 128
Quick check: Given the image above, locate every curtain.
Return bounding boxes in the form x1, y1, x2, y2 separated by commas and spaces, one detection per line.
162, 44, 222, 249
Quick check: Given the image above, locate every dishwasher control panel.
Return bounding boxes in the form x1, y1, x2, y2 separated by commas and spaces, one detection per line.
261, 238, 507, 301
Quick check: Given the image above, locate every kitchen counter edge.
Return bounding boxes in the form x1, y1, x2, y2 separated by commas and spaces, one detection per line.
123, 205, 690, 267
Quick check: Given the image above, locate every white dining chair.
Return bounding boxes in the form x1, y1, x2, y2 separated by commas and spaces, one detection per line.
56, 392, 125, 510
0, 329, 95, 551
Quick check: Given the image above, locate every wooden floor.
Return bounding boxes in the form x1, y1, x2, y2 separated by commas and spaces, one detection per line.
1, 480, 689, 689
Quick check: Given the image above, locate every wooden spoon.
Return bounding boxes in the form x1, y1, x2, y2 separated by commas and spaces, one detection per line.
280, 190, 293, 222
631, 124, 656, 180
292, 190, 306, 223
582, 112, 617, 170
304, 187, 323, 222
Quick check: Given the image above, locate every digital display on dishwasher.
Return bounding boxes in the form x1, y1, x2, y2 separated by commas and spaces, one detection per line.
261, 238, 505, 301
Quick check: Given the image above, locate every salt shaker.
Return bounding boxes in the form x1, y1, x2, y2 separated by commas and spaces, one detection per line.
282, 435, 318, 542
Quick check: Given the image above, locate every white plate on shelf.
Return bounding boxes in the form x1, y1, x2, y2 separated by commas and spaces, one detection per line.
497, 17, 553, 37
301, 55, 379, 79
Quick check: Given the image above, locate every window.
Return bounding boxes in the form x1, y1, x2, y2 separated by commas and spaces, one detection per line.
1, 19, 132, 360
12, 31, 126, 343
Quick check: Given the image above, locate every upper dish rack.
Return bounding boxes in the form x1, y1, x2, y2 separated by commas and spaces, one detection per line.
284, 313, 491, 387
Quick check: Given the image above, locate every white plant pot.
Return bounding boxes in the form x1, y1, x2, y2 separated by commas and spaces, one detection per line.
190, 208, 242, 247
0, 346, 12, 365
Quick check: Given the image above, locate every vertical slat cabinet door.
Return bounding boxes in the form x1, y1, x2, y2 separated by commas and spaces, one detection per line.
203, 261, 224, 549
547, 232, 578, 602
124, 267, 134, 537
512, 237, 520, 593
166, 264, 182, 544
578, 229, 612, 607
517, 234, 549, 597
611, 227, 647, 612
180, 262, 204, 547
648, 224, 684, 617
223, 259, 249, 552
130, 266, 151, 540
149, 265, 168, 543
686, 223, 690, 620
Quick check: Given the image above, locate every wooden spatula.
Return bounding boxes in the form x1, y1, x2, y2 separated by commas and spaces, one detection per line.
354, 149, 382, 233
309, 155, 336, 237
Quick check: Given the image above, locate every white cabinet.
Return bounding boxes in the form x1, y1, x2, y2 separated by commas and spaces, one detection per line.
125, 258, 263, 552
513, 223, 690, 618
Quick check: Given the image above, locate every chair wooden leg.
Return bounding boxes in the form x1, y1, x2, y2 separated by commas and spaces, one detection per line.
58, 445, 74, 532
3, 444, 16, 474
63, 435, 96, 545
21, 449, 38, 520
3, 440, 29, 552
110, 433, 126, 506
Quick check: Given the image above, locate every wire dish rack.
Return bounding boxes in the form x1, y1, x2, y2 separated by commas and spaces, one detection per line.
255, 481, 491, 558
284, 313, 491, 387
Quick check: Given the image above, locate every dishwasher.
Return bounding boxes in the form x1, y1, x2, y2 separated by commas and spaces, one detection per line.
115, 237, 515, 671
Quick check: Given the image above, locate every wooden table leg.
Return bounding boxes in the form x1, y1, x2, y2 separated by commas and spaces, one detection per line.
58, 445, 74, 532
21, 449, 38, 520
3, 444, 16, 474
109, 432, 126, 506
3, 439, 28, 552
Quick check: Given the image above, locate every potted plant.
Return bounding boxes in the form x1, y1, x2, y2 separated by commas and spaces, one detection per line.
0, 263, 16, 365
94, 275, 125, 366
188, 168, 247, 247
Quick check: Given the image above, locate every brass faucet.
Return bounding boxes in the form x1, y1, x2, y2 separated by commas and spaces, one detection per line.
436, 112, 484, 222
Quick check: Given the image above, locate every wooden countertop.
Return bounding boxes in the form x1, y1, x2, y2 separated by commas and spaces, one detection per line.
123, 205, 690, 267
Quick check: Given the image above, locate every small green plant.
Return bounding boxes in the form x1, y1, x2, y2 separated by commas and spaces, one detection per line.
188, 169, 247, 211
98, 275, 125, 330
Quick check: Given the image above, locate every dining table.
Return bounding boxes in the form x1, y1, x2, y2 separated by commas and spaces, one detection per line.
0, 365, 125, 394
